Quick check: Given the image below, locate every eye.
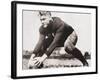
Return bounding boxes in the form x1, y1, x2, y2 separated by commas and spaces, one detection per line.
40, 18, 45, 21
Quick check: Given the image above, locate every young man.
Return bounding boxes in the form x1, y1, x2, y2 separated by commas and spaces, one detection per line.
28, 11, 88, 68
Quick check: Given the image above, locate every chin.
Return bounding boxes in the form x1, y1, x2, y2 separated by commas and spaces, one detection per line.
43, 24, 48, 28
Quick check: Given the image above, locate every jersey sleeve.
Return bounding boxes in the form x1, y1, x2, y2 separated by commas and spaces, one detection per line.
45, 31, 64, 57
33, 28, 45, 55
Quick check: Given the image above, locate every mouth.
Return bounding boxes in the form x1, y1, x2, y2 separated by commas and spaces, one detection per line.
42, 22, 49, 25
43, 24, 48, 28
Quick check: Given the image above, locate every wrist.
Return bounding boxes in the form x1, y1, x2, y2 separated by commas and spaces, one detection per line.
41, 54, 47, 61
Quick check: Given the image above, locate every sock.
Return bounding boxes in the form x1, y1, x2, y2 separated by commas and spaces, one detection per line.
70, 48, 88, 66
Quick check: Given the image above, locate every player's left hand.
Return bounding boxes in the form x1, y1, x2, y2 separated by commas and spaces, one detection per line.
33, 57, 44, 67
33, 54, 47, 68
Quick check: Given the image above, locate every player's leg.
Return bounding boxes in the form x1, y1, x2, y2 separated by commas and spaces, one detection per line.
64, 31, 88, 66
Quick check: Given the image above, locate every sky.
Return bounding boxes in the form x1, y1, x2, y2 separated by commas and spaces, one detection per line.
23, 10, 91, 53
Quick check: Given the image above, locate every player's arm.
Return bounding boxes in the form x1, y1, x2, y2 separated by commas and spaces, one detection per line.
28, 33, 45, 68
46, 32, 63, 56
32, 33, 45, 56
40, 24, 65, 61
33, 32, 64, 68
40, 32, 64, 62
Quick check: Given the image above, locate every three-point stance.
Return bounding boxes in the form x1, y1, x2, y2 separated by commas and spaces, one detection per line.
28, 11, 88, 68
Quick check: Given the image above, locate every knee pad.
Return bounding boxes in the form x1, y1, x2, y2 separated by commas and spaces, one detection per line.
64, 43, 75, 53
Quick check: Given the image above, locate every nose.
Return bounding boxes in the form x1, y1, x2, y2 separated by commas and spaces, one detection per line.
41, 20, 45, 25
40, 16, 45, 20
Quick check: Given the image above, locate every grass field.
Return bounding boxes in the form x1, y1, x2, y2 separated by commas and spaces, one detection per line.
22, 51, 90, 69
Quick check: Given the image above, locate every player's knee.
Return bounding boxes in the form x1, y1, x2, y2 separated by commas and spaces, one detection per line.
64, 43, 75, 53
64, 46, 72, 53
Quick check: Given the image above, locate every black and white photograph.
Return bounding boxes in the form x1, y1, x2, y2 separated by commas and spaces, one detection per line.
23, 10, 90, 69
11, 1, 97, 79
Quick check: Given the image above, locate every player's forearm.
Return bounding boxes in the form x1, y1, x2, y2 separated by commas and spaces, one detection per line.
33, 40, 43, 54
45, 42, 58, 57
33, 34, 45, 55
45, 32, 62, 57
41, 44, 56, 61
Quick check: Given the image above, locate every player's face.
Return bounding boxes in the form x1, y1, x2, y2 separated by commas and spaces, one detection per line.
40, 15, 51, 25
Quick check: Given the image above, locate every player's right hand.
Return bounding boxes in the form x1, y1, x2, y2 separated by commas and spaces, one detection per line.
28, 54, 36, 69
